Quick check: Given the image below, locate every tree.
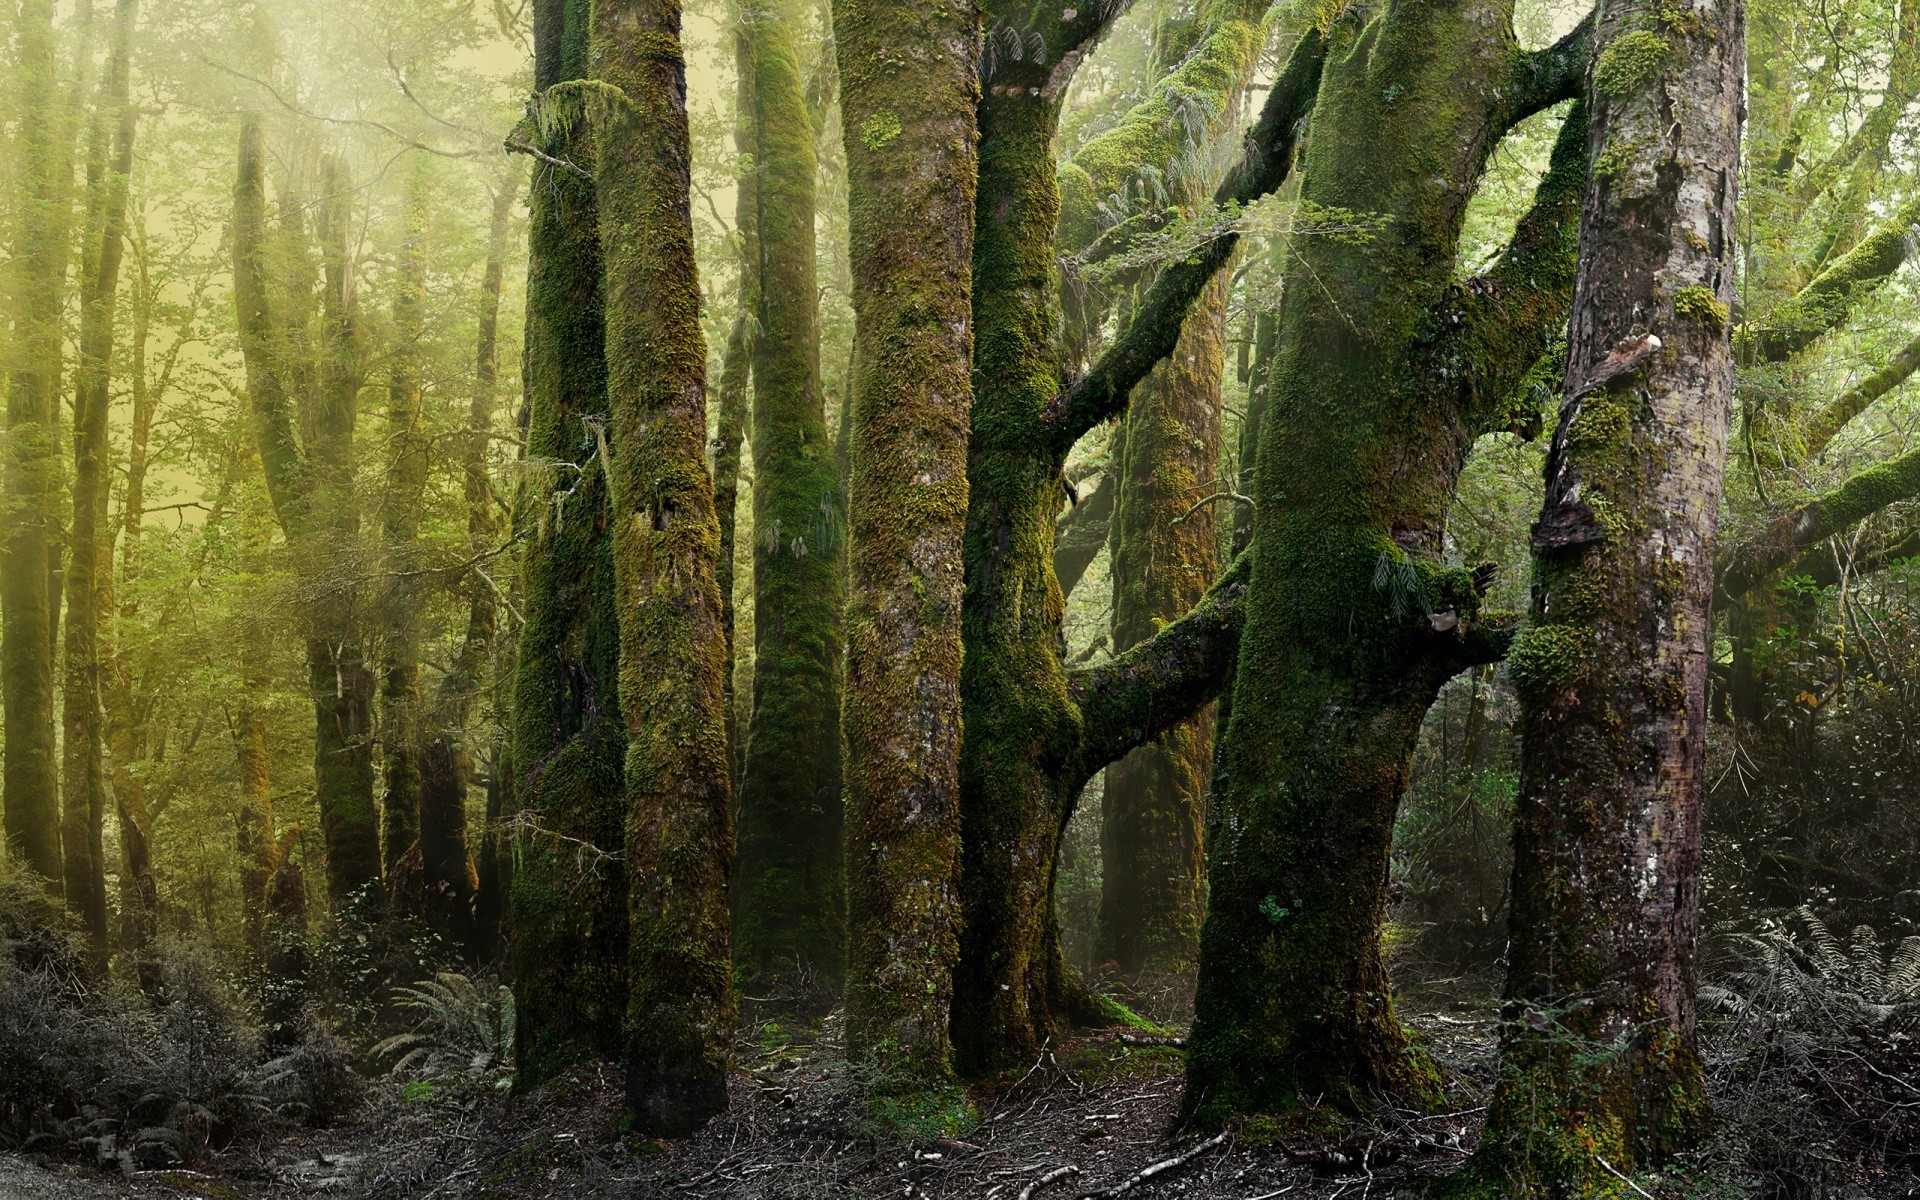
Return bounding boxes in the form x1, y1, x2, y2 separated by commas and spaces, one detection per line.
833, 0, 981, 1099
590, 0, 737, 1134
730, 0, 847, 995
1467, 0, 1743, 1184
3, 0, 67, 889
508, 0, 629, 1087
1184, 0, 1590, 1119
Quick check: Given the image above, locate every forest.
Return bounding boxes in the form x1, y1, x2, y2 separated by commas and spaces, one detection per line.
0, 0, 1915, 1193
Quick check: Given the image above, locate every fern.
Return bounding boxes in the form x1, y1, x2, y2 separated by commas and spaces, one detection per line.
372, 973, 515, 1094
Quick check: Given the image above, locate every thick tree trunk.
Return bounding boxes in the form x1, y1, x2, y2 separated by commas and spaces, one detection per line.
509, 0, 629, 1087
834, 0, 980, 1097
591, 0, 736, 1135
1184, 4, 1589, 1122
61, 0, 138, 966
1469, 0, 1743, 1184
732, 0, 847, 996
3, 0, 67, 890
380, 158, 432, 878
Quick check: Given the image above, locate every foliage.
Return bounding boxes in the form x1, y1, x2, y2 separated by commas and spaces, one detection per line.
372, 972, 516, 1098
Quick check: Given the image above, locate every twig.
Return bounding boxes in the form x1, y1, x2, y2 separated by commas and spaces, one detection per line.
1020, 1164, 1081, 1200
1593, 1156, 1656, 1200
1077, 1130, 1231, 1197
1170, 491, 1254, 526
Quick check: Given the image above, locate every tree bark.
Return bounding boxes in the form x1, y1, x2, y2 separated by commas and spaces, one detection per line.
3, 0, 67, 890
834, 0, 981, 1098
509, 0, 629, 1086
731, 0, 847, 996
1184, 4, 1589, 1121
1469, 0, 1742, 1184
591, 0, 737, 1135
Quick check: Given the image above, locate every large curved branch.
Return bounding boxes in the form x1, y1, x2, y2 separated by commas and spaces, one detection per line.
1741, 192, 1920, 364
1800, 330, 1920, 460
1721, 443, 1920, 599
1505, 11, 1594, 129
1044, 26, 1330, 453
1067, 549, 1251, 790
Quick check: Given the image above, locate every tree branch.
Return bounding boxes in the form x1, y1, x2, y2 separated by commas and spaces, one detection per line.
1721, 442, 1920, 599
1044, 26, 1330, 453
1067, 549, 1251, 789
1740, 192, 1920, 364
1506, 11, 1594, 127
1801, 329, 1920, 460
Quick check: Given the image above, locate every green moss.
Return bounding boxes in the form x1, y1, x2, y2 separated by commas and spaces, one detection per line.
1672, 285, 1728, 333
859, 110, 901, 150
1593, 30, 1670, 99
1594, 137, 1637, 184
1506, 624, 1589, 692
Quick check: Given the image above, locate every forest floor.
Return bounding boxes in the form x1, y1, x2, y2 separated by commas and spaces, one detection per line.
2, 979, 1741, 1199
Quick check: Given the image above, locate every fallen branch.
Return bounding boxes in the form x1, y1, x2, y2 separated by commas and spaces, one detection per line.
1077, 1130, 1230, 1197
1113, 1032, 1187, 1048
1020, 1164, 1081, 1200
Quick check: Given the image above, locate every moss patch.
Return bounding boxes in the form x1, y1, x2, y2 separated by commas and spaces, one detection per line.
1593, 30, 1670, 99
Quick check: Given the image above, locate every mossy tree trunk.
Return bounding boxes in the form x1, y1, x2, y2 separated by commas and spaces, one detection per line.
590, 0, 736, 1135
380, 156, 433, 879
416, 174, 519, 947
1468, 0, 1742, 1185
952, 16, 1328, 1077
1098, 264, 1226, 978
1184, 2, 1591, 1121
3, 0, 67, 890
731, 0, 847, 996
509, 0, 629, 1085
834, 0, 981, 1095
61, 0, 138, 965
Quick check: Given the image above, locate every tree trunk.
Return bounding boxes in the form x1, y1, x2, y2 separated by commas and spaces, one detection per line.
1098, 266, 1225, 978
3, 0, 67, 890
732, 0, 846, 997
509, 0, 628, 1087
61, 0, 138, 966
1184, 3, 1589, 1121
1469, 0, 1742, 1184
591, 0, 737, 1135
834, 0, 980, 1098
380, 157, 432, 878
416, 174, 518, 948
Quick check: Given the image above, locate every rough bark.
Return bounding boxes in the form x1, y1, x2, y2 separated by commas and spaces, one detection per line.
61, 0, 138, 964
509, 0, 629, 1086
1183, 5, 1588, 1121
834, 0, 980, 1097
3, 0, 66, 889
591, 0, 736, 1134
732, 0, 847, 994
1468, 0, 1742, 1184
380, 157, 433, 878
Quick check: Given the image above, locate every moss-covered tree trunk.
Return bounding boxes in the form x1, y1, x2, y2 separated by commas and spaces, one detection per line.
61, 0, 138, 964
833, 0, 980, 1096
380, 157, 432, 878
1184, 1, 1591, 1121
509, 0, 629, 1085
731, 0, 847, 995
1098, 264, 1226, 977
416, 174, 518, 946
1469, 0, 1743, 1179
591, 0, 736, 1134
952, 14, 1328, 1077
3, 0, 67, 890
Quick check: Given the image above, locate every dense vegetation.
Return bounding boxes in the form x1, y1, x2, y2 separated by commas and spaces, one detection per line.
1, 0, 1917, 1193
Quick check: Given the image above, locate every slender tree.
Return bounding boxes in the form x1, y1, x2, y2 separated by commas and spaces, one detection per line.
731, 0, 846, 995
1468, 0, 1743, 1183
3, 0, 66, 888
591, 0, 737, 1134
